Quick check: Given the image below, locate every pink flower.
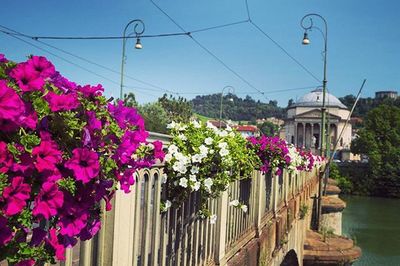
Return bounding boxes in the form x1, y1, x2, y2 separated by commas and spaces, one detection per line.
86, 111, 102, 131
51, 72, 77, 93
25, 56, 55, 78
32, 140, 62, 173
32, 182, 64, 219
80, 219, 101, 241
118, 169, 136, 193
0, 215, 13, 245
45, 91, 80, 112
18, 102, 38, 130
153, 141, 165, 161
10, 63, 44, 92
58, 200, 88, 237
0, 141, 13, 173
2, 176, 31, 216
0, 80, 25, 121
77, 84, 104, 97
47, 229, 65, 260
65, 148, 100, 183
0, 53, 8, 63
15, 259, 35, 266
108, 100, 145, 130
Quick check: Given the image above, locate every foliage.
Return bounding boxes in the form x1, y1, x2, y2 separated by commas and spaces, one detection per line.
351, 105, 400, 197
191, 93, 285, 121
0, 53, 164, 264
158, 94, 193, 123
162, 121, 259, 221
329, 163, 353, 194
299, 204, 308, 220
259, 121, 279, 136
123, 92, 138, 107
137, 102, 169, 134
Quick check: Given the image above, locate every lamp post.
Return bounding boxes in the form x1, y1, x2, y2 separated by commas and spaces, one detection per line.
120, 19, 145, 100
300, 13, 328, 230
219, 86, 235, 128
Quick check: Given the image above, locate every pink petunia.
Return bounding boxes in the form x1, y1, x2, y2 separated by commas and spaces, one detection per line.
15, 259, 35, 266
0, 80, 25, 121
79, 219, 101, 241
77, 84, 104, 97
0, 215, 13, 245
10, 63, 45, 92
47, 229, 65, 260
108, 100, 145, 130
25, 56, 55, 78
2, 176, 31, 216
45, 91, 80, 112
18, 102, 38, 130
31, 140, 62, 173
0, 53, 8, 63
65, 148, 100, 183
51, 72, 77, 93
32, 182, 64, 219
0, 141, 13, 173
118, 169, 136, 193
58, 203, 88, 237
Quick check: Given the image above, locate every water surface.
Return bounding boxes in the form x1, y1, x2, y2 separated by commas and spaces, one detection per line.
342, 195, 400, 265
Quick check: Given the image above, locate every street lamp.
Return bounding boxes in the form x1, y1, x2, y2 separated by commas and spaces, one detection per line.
219, 85, 235, 128
300, 13, 328, 230
120, 19, 145, 100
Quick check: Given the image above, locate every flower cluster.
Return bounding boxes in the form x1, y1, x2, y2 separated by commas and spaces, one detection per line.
162, 121, 259, 220
0, 53, 164, 265
248, 135, 324, 175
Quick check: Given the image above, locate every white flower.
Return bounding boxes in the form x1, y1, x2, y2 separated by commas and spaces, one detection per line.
192, 181, 201, 191
204, 137, 213, 145
218, 130, 228, 137
209, 149, 215, 154
229, 132, 235, 137
177, 134, 187, 141
179, 177, 188, 188
189, 174, 197, 182
229, 200, 240, 207
219, 148, 229, 157
218, 142, 228, 149
199, 145, 208, 156
226, 125, 232, 131
178, 125, 187, 131
206, 121, 217, 130
191, 120, 201, 128
204, 178, 213, 191
192, 154, 202, 163
164, 153, 173, 162
161, 173, 168, 184
168, 144, 179, 154
165, 200, 172, 209
173, 161, 187, 174
167, 121, 177, 129
146, 143, 154, 150
241, 205, 248, 213
191, 166, 199, 174
209, 214, 217, 224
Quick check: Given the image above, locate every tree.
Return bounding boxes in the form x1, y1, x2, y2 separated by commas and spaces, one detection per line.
123, 92, 138, 107
259, 121, 279, 136
137, 102, 169, 134
351, 105, 400, 197
158, 94, 193, 123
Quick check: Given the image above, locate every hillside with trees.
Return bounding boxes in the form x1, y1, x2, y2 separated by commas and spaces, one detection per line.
339, 94, 400, 118
190, 94, 286, 122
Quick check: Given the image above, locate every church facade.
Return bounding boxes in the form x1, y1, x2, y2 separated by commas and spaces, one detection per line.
284, 88, 352, 159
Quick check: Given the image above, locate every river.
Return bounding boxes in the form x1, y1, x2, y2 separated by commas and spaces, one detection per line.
342, 195, 400, 265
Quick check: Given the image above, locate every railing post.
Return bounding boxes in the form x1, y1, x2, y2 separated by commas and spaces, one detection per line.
272, 173, 279, 214
253, 170, 264, 236
214, 190, 229, 265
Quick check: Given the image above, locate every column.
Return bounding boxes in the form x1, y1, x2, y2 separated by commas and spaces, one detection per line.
294, 122, 298, 146
302, 122, 306, 148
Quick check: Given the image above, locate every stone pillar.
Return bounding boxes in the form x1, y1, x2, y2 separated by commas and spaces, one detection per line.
302, 123, 306, 148
320, 179, 345, 235
294, 122, 298, 146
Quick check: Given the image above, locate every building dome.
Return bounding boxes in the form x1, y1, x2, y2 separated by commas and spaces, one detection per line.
292, 88, 347, 109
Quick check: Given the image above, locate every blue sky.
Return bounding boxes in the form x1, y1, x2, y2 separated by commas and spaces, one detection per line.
1, 0, 399, 106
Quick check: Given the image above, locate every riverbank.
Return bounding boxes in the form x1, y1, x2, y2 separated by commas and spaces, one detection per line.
342, 195, 400, 265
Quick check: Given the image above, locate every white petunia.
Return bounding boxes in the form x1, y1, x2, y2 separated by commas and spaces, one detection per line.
229, 132, 235, 137
167, 121, 177, 129
179, 177, 188, 188
161, 173, 168, 184
229, 200, 240, 207
219, 148, 229, 157
191, 120, 201, 128
168, 144, 179, 154
191, 166, 199, 174
165, 200, 172, 209
192, 181, 201, 191
204, 178, 213, 191
218, 130, 228, 137
218, 142, 228, 149
226, 125, 232, 131
192, 154, 203, 163
209, 149, 215, 154
177, 134, 187, 141
204, 137, 213, 145
206, 121, 217, 130
209, 214, 217, 224
189, 174, 197, 182
199, 145, 208, 156
241, 205, 248, 213
164, 153, 173, 162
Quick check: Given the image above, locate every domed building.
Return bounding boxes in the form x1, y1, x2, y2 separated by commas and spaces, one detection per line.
284, 88, 352, 159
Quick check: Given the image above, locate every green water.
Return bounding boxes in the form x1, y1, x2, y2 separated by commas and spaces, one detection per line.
342, 195, 400, 265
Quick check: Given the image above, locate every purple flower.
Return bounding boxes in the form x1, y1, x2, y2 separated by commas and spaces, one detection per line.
79, 219, 101, 241
118, 169, 136, 193
15, 259, 35, 266
47, 229, 65, 260
51, 72, 77, 93
26, 56, 55, 78
32, 182, 64, 219
0, 53, 8, 63
32, 140, 62, 173
18, 102, 38, 130
45, 91, 80, 112
78, 84, 104, 97
0, 215, 12, 245
2, 176, 31, 216
65, 148, 100, 183
58, 202, 88, 237
10, 63, 45, 92
30, 227, 46, 247
108, 100, 145, 130
0, 141, 13, 173
86, 111, 102, 131
0, 80, 25, 121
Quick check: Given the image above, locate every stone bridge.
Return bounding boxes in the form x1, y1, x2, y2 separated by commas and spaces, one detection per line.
56, 135, 360, 266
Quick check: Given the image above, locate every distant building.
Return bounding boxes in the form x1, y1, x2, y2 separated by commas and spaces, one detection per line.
233, 125, 260, 137
283, 88, 354, 160
375, 90, 398, 99
256, 117, 284, 127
